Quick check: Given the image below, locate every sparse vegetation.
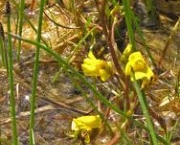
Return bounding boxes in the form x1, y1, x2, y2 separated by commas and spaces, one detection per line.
0, 0, 180, 145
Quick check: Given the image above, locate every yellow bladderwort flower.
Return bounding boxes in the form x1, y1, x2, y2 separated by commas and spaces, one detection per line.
81, 51, 112, 81
71, 115, 102, 143
110, 5, 124, 16
121, 43, 133, 63
125, 51, 154, 88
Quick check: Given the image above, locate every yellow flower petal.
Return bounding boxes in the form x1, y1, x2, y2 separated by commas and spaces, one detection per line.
124, 63, 132, 76
121, 43, 133, 63
71, 115, 102, 143
71, 115, 102, 132
99, 69, 110, 82
124, 51, 154, 87
88, 51, 96, 60
81, 51, 113, 81
81, 63, 98, 76
84, 132, 90, 143
134, 72, 148, 80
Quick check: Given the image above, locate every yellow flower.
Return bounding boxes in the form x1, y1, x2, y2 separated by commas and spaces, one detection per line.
121, 43, 133, 64
81, 51, 112, 81
71, 115, 102, 143
110, 5, 124, 16
125, 51, 154, 87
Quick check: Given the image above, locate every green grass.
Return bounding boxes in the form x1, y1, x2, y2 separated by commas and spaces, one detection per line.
29, 0, 46, 144
17, 0, 25, 61
6, 1, 19, 145
122, 0, 136, 51
0, 22, 7, 68
132, 76, 157, 145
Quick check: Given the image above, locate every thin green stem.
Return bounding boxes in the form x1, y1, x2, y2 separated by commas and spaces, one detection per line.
145, 0, 156, 20
0, 22, 8, 69
29, 0, 45, 144
52, 26, 96, 82
122, 0, 136, 51
17, 0, 25, 61
0, 38, 5, 67
0, 127, 1, 145
10, 0, 49, 47
132, 13, 157, 68
132, 76, 158, 145
6, 2, 19, 145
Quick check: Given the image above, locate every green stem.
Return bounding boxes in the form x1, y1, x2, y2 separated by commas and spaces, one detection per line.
10, 0, 49, 47
7, 2, 19, 145
29, 0, 45, 144
133, 77, 158, 145
0, 38, 5, 67
145, 0, 156, 20
17, 0, 25, 61
132, 12, 157, 68
122, 0, 136, 51
52, 26, 96, 82
0, 22, 8, 69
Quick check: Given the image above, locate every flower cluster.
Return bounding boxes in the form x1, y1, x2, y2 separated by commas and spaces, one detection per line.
124, 51, 154, 88
81, 51, 112, 81
71, 115, 102, 143
81, 45, 154, 87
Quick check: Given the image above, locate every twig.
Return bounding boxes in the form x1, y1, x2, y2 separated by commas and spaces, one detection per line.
107, 132, 120, 145
0, 105, 55, 125
43, 10, 80, 29
158, 18, 180, 67
13, 71, 93, 115
95, 0, 125, 80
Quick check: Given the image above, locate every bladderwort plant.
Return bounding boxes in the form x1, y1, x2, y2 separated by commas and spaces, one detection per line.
94, 0, 158, 144
3, 0, 174, 144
